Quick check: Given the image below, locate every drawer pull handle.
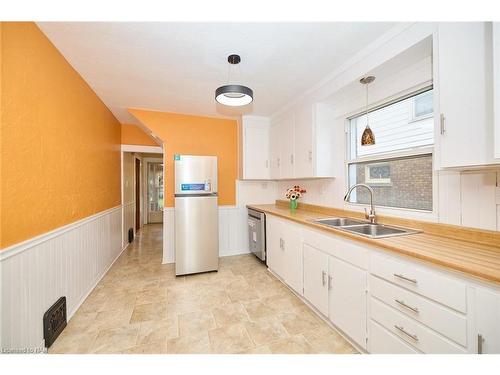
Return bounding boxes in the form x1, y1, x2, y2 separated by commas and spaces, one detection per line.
395, 299, 419, 313
394, 273, 417, 284
478, 334, 485, 354
328, 275, 333, 290
394, 325, 419, 342
322, 271, 327, 286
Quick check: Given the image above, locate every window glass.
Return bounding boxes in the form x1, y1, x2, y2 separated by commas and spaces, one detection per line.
347, 88, 434, 211
347, 155, 433, 211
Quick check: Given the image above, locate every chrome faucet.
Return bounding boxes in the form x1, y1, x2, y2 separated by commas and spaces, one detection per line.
344, 183, 377, 224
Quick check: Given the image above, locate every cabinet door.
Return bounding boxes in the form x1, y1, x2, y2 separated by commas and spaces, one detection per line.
329, 256, 367, 349
437, 22, 493, 168
269, 123, 281, 179
294, 104, 314, 178
303, 244, 329, 316
266, 216, 285, 279
282, 222, 303, 295
243, 125, 269, 179
494, 22, 500, 159
474, 287, 500, 354
280, 113, 295, 178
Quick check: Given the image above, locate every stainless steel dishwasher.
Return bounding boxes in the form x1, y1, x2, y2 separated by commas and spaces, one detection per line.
247, 208, 266, 262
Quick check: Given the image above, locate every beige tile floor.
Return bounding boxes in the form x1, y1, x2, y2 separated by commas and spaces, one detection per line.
49, 224, 357, 354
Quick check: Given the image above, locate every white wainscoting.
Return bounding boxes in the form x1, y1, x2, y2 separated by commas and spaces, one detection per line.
0, 205, 124, 351
162, 205, 250, 264
122, 201, 135, 248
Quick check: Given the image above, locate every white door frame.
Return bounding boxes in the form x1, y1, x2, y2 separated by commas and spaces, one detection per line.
120, 144, 164, 255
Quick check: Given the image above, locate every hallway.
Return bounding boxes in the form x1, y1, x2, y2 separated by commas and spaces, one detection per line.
49, 224, 356, 354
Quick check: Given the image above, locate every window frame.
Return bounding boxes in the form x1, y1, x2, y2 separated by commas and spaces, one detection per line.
344, 85, 436, 215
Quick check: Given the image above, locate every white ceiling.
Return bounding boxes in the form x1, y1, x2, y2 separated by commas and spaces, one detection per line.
37, 22, 396, 124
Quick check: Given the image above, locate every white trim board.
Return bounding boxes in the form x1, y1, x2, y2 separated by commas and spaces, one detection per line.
120, 144, 163, 153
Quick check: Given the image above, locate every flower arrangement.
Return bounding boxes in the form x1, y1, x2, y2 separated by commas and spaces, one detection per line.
285, 185, 306, 210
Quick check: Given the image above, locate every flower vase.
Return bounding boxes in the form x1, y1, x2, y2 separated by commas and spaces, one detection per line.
290, 199, 298, 210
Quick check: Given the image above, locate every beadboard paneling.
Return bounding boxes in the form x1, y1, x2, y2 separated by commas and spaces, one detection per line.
162, 206, 249, 264
0, 206, 123, 351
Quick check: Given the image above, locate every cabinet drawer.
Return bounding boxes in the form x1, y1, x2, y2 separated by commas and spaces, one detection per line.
302, 228, 368, 270
369, 320, 419, 354
370, 253, 466, 313
370, 275, 467, 346
370, 298, 466, 353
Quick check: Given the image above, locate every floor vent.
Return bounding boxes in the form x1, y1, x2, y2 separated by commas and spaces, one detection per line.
43, 296, 67, 348
128, 228, 134, 243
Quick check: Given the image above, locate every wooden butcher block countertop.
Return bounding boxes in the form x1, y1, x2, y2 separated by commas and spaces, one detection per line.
248, 201, 500, 285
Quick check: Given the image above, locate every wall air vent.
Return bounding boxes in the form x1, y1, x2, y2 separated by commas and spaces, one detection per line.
43, 296, 67, 348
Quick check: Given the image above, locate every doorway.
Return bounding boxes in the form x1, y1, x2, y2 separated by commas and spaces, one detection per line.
147, 162, 164, 223
135, 158, 141, 231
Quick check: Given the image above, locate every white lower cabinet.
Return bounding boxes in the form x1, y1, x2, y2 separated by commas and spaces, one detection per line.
302, 241, 368, 350
265, 216, 303, 294
472, 287, 500, 354
303, 244, 329, 316
369, 320, 419, 354
329, 256, 367, 349
265, 213, 500, 354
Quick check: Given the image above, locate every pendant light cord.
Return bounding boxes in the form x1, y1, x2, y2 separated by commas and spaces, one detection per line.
365, 80, 370, 128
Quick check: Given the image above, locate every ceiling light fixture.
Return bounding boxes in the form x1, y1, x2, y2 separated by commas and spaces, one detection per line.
360, 76, 376, 146
215, 54, 253, 107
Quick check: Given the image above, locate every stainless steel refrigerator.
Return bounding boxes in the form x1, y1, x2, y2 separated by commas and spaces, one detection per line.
174, 155, 219, 275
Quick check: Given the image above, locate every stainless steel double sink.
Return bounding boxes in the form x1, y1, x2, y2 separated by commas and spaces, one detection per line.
311, 217, 421, 239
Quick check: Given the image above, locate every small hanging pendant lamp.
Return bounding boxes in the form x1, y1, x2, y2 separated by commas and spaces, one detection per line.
215, 54, 253, 107
360, 76, 376, 146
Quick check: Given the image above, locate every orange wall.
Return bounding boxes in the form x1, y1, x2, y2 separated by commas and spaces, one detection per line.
121, 123, 158, 146
0, 22, 121, 248
129, 109, 237, 207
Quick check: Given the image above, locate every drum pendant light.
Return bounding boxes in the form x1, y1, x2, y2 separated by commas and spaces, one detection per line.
215, 54, 253, 107
360, 76, 376, 146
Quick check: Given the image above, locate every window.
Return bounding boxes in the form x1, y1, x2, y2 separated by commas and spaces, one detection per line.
364, 163, 391, 185
412, 90, 433, 120
347, 88, 434, 211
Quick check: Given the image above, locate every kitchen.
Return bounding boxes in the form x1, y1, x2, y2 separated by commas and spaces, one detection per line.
1, 2, 500, 373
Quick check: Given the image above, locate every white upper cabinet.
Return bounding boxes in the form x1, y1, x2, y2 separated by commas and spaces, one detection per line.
269, 103, 335, 179
494, 23, 500, 160
293, 103, 315, 178
436, 22, 497, 168
269, 112, 294, 179
240, 116, 270, 179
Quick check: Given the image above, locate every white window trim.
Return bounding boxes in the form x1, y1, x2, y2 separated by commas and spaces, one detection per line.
344, 85, 436, 216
